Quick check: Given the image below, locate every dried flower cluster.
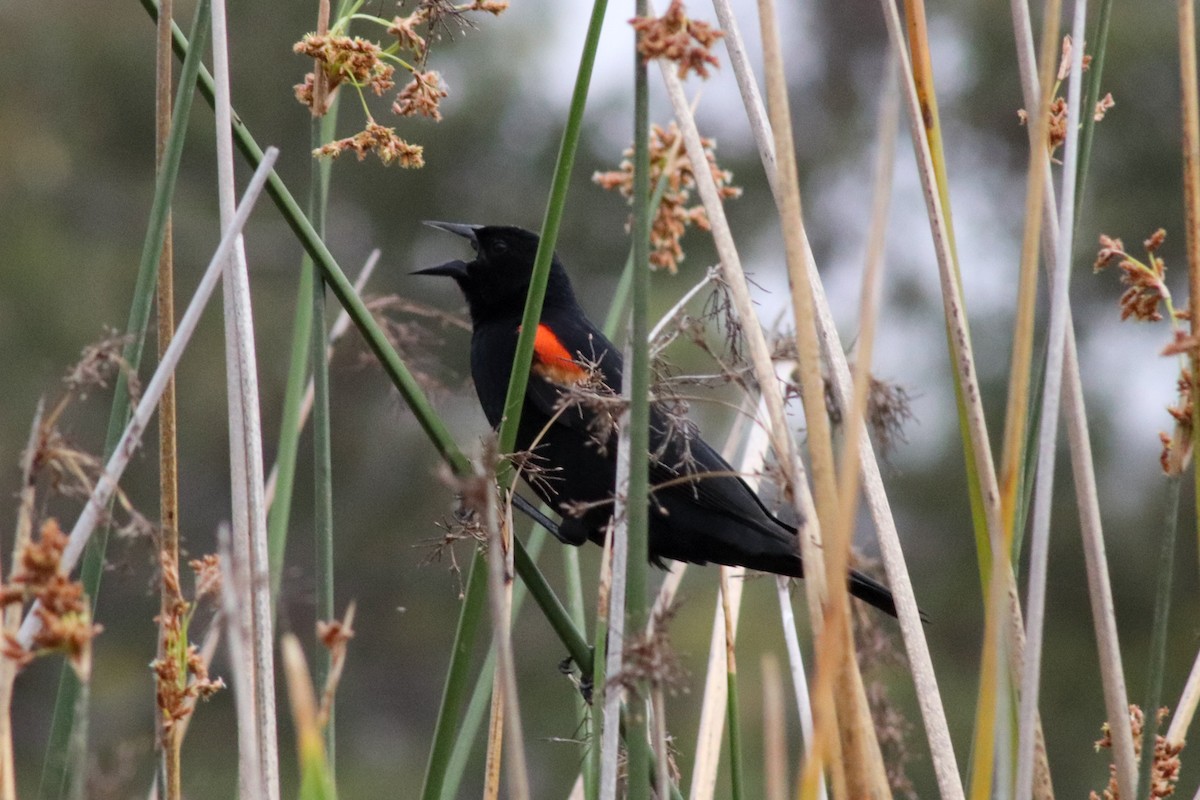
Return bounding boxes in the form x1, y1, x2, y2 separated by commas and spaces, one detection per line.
823, 373, 916, 461
1093, 230, 1197, 471
295, 1, 507, 166
630, 0, 724, 80
1094, 231, 1172, 322
594, 122, 741, 273
294, 35, 396, 107
316, 122, 426, 168
392, 69, 449, 120
1091, 705, 1182, 799
608, 603, 688, 696
1016, 35, 1112, 156
1, 520, 102, 679
152, 554, 225, 732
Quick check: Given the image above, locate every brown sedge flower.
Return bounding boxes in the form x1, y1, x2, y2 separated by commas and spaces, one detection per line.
315, 122, 425, 168
294, 34, 396, 111
153, 552, 225, 731
295, 2, 509, 165
1091, 705, 1182, 800
631, 0, 724, 80
1095, 229, 1200, 473
1017, 35, 1107, 156
393, 70, 449, 120
1, 520, 103, 678
594, 121, 741, 273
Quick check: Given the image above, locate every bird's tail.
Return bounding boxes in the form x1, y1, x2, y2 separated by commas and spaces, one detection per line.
848, 568, 900, 618
745, 549, 904, 618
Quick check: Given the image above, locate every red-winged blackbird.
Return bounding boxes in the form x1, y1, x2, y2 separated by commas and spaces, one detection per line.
416, 222, 900, 617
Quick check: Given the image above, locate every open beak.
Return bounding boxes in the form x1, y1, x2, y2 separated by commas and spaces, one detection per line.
415, 221, 482, 279
422, 220, 482, 243
411, 258, 469, 280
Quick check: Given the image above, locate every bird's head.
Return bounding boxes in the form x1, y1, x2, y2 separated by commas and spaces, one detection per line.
414, 222, 578, 324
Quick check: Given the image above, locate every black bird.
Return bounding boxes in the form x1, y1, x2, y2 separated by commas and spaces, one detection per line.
416, 222, 900, 617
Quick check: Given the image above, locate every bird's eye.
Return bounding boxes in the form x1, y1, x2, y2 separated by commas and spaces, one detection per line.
492, 239, 508, 254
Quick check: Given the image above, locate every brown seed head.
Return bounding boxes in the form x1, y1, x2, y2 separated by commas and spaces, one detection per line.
630, 0, 724, 80
393, 70, 449, 120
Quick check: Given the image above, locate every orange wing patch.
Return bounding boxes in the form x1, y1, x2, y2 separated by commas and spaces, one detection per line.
530, 323, 590, 385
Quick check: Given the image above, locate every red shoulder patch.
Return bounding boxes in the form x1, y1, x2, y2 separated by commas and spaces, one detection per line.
530, 323, 589, 384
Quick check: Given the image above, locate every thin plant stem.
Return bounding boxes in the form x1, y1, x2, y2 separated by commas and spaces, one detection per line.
16, 151, 280, 649
40, 5, 211, 796
760, 654, 788, 800
1008, 0, 1134, 794
1074, 0, 1115, 229
652, 690, 670, 800
1179, 0, 1200, 584
689, 407, 757, 800
623, 0, 653, 796
709, 2, 962, 794
690, 567, 745, 800
1016, 0, 1087, 796
494, 0, 607, 462
1166, 641, 1200, 749
419, 551, 489, 800
1138, 475, 1181, 800
153, 0, 181, 793
439, 527, 546, 800
485, 482, 529, 800
308, 116, 338, 767
1, 409, 43, 800
719, 570, 743, 800
209, 0, 279, 791
599, 361, 631, 800
218, 523, 265, 800
268, 252, 313, 605
265, 250, 378, 512
758, 0, 888, 792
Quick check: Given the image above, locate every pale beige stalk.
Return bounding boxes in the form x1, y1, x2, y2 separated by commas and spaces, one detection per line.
708, 1, 964, 794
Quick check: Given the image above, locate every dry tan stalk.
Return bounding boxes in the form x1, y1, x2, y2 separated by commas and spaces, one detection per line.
652, 688, 671, 800
687, 396, 765, 800
876, 0, 1044, 795
708, 0, 963, 795
154, 4, 181, 790
656, 24, 826, 613
820, 53, 900, 799
1181, 0, 1200, 659
1167, 643, 1200, 748
757, 0, 888, 793
658, 47, 847, 799
992, 4, 1054, 785
761, 654, 788, 800
483, 668, 505, 800
486, 483, 528, 800
0, 407, 42, 800
1007, 0, 1133, 793
598, 340, 634, 800
1015, 0, 1086, 793
688, 566, 745, 800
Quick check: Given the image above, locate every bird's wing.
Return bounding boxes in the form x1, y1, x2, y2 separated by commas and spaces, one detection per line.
522, 316, 625, 438
646, 420, 792, 539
